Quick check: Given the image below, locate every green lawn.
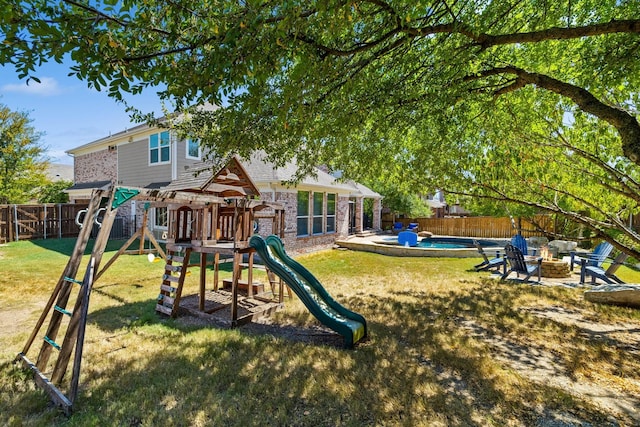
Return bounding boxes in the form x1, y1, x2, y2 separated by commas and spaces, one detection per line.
1, 239, 640, 426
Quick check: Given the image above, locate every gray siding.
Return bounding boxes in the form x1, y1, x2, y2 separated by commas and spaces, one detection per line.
117, 135, 202, 187
118, 137, 171, 187
175, 138, 202, 174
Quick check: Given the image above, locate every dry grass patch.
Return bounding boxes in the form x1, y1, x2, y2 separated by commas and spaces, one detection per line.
1, 239, 640, 426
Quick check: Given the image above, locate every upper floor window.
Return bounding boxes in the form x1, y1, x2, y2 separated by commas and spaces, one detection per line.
186, 138, 201, 160
149, 131, 170, 165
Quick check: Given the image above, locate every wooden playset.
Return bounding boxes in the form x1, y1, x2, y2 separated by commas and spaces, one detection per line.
16, 157, 286, 413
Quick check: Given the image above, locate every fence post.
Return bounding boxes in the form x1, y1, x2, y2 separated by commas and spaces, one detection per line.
43, 205, 47, 240
58, 204, 62, 239
13, 205, 19, 242
7, 205, 13, 242
0, 205, 6, 243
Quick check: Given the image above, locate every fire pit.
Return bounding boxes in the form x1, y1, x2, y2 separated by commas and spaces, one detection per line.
537, 245, 571, 278
540, 259, 571, 278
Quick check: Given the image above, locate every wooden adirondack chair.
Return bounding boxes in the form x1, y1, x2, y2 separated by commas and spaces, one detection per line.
583, 252, 628, 285
501, 243, 542, 283
510, 234, 539, 256
473, 240, 504, 273
570, 241, 614, 272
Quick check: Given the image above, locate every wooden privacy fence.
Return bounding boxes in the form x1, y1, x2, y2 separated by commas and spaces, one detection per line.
390, 216, 553, 239
0, 203, 89, 243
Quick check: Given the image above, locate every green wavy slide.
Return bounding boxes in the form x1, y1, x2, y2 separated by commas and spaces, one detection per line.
249, 235, 367, 348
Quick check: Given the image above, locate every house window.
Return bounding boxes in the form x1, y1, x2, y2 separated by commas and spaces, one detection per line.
312, 192, 324, 234
186, 138, 201, 160
149, 131, 170, 165
297, 191, 309, 236
154, 207, 168, 228
326, 193, 336, 233
297, 191, 336, 236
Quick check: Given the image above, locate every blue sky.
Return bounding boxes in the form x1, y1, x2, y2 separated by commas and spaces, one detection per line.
0, 62, 164, 165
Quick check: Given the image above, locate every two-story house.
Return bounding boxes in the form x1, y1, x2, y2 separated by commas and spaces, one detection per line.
65, 120, 382, 252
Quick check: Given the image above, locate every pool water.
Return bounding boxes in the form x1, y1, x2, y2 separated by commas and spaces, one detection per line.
417, 241, 468, 249
380, 236, 503, 249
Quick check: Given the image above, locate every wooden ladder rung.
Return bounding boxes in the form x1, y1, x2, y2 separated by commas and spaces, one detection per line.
163, 274, 181, 283
160, 284, 177, 293
155, 304, 173, 316
159, 295, 175, 306
168, 255, 185, 263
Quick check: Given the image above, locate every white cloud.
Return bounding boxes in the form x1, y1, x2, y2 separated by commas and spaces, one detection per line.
2, 77, 63, 96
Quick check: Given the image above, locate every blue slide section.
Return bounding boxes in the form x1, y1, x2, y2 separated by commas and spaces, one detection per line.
249, 235, 367, 348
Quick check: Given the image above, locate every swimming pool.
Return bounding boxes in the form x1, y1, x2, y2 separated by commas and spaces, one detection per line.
379, 236, 501, 249
336, 235, 506, 257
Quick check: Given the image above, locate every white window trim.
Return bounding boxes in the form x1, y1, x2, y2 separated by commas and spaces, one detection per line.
153, 206, 168, 230
297, 191, 337, 237
185, 138, 201, 160
297, 190, 310, 237
149, 130, 171, 166
312, 192, 324, 235
326, 193, 336, 234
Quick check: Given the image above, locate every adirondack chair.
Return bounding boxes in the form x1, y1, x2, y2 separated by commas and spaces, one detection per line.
473, 240, 504, 273
570, 241, 614, 272
582, 252, 628, 285
407, 223, 419, 232
510, 234, 538, 256
392, 222, 404, 234
501, 243, 542, 283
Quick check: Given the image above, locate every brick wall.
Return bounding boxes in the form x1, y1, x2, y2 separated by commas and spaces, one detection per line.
372, 198, 382, 230
74, 149, 117, 183
353, 197, 363, 233
255, 191, 276, 236
337, 195, 350, 237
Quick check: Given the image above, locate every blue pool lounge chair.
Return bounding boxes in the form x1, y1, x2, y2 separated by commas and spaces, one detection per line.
407, 223, 419, 232
473, 240, 504, 273
570, 241, 614, 272
582, 252, 628, 285
398, 230, 418, 247
501, 244, 542, 283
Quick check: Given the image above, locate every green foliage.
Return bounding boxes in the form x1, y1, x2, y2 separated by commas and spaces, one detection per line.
37, 180, 72, 203
2, 1, 640, 252
372, 184, 432, 217
0, 103, 48, 203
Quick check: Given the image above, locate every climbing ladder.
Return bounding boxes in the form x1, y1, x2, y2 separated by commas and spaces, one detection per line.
15, 188, 121, 414
156, 247, 192, 317
15, 185, 225, 413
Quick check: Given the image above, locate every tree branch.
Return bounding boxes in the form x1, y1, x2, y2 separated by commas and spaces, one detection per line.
467, 66, 640, 163
474, 19, 640, 49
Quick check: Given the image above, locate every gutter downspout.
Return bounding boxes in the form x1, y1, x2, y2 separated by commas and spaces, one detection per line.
171, 131, 178, 181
